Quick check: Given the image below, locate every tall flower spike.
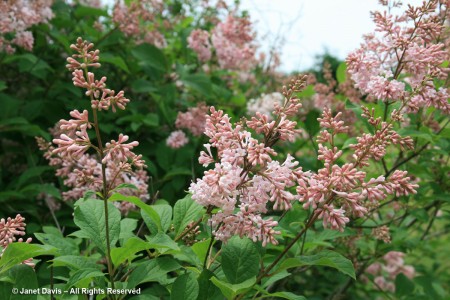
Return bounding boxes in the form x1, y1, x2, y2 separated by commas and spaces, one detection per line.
40, 37, 149, 215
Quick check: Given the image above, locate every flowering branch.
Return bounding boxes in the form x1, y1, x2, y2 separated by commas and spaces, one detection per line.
46, 37, 148, 291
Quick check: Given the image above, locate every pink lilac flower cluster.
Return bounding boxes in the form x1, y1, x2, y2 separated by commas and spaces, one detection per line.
346, 0, 450, 114
37, 136, 149, 213
211, 15, 257, 70
0, 214, 34, 267
366, 251, 415, 292
247, 92, 284, 120
189, 77, 306, 246
166, 130, 189, 149
38, 37, 148, 214
351, 107, 415, 168
187, 14, 257, 70
112, 0, 167, 48
296, 108, 418, 232
167, 103, 209, 149
0, 0, 53, 53
188, 29, 212, 62
310, 62, 360, 124
76, 0, 102, 8
372, 225, 391, 243
175, 103, 209, 136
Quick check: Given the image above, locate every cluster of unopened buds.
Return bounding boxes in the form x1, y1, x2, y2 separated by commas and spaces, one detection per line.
190, 74, 419, 246
166, 103, 209, 149
38, 37, 148, 214
308, 62, 359, 128
365, 251, 415, 292
346, 0, 450, 114
181, 221, 202, 246
0, 215, 34, 267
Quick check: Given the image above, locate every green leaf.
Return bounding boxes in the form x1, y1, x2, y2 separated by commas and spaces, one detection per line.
113, 183, 138, 192
65, 268, 105, 289
112, 233, 179, 266
191, 239, 211, 265
297, 85, 315, 97
155, 205, 173, 233
73, 199, 121, 255
51, 255, 101, 271
254, 286, 307, 300
304, 110, 320, 136
109, 193, 162, 232
119, 218, 138, 245
8, 265, 38, 300
395, 273, 415, 297
111, 237, 150, 267
127, 257, 181, 288
101, 53, 130, 73
172, 245, 202, 267
266, 292, 306, 300
342, 137, 357, 150
181, 74, 213, 97
197, 269, 222, 300
142, 204, 172, 234
0, 117, 49, 139
210, 277, 255, 300
0, 283, 13, 300
131, 44, 167, 72
221, 236, 260, 284
143, 113, 160, 127
398, 128, 435, 143
171, 273, 199, 300
131, 79, 158, 93
0, 81, 7, 92
276, 250, 355, 279
147, 232, 180, 251
231, 95, 246, 106
19, 183, 61, 200
173, 195, 204, 237
74, 5, 108, 17
336, 62, 347, 83
162, 168, 193, 182
0, 243, 57, 275
34, 233, 78, 256
261, 270, 291, 288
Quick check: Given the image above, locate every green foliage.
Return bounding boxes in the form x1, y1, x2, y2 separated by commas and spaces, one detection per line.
0, 243, 57, 275
276, 250, 356, 279
210, 277, 256, 300
73, 199, 121, 255
221, 236, 261, 284
173, 195, 204, 237
171, 273, 199, 300
127, 257, 181, 288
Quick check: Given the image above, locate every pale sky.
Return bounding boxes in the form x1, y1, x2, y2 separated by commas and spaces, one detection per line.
240, 0, 423, 72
